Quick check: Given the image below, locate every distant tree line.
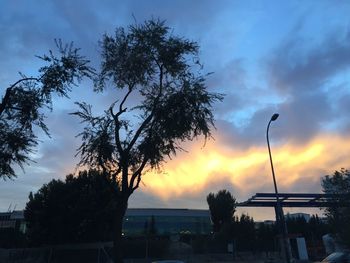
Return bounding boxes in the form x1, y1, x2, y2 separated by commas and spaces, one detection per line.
206, 189, 331, 255
322, 168, 350, 247
0, 169, 347, 259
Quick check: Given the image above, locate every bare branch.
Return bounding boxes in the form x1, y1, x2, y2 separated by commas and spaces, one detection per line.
113, 117, 124, 155
118, 86, 133, 116
8, 77, 40, 90
109, 102, 125, 155
129, 156, 149, 192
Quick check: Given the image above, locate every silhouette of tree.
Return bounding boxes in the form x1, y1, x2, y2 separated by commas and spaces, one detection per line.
207, 190, 236, 232
307, 214, 330, 240
72, 19, 223, 262
322, 168, 350, 247
256, 222, 276, 255
234, 213, 256, 251
24, 170, 118, 246
0, 40, 94, 179
286, 215, 308, 237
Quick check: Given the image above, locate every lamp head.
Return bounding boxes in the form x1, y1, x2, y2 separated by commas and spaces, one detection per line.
271, 113, 279, 121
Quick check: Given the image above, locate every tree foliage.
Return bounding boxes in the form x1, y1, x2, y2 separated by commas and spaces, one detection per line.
322, 168, 350, 247
72, 19, 223, 262
72, 19, 223, 193
24, 170, 118, 246
207, 189, 236, 232
0, 40, 94, 179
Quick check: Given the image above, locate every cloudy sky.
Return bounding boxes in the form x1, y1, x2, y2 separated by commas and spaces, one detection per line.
1, 0, 350, 220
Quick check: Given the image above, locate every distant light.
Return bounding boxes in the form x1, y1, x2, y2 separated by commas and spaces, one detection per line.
271, 113, 279, 121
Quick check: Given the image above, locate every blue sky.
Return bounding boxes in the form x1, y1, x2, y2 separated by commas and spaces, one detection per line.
1, 0, 350, 220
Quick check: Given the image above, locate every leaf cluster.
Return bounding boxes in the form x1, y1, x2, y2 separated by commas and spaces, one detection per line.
0, 40, 94, 179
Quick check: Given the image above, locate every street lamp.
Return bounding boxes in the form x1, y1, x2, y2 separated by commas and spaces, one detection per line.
266, 113, 292, 263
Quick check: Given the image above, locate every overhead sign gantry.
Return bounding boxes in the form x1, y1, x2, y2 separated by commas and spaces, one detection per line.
238, 193, 350, 208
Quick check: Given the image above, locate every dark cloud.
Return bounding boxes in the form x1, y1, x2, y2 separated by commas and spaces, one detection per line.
233, 26, 350, 144
266, 29, 350, 94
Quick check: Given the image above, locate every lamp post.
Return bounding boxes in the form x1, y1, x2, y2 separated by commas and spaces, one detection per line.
266, 113, 292, 263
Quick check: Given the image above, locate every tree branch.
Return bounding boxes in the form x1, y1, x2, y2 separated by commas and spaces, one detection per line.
8, 77, 40, 90
109, 85, 134, 156
125, 66, 164, 154
111, 165, 122, 184
121, 162, 129, 194
129, 156, 149, 192
118, 86, 133, 116
109, 104, 124, 155
0, 78, 40, 116
126, 114, 153, 154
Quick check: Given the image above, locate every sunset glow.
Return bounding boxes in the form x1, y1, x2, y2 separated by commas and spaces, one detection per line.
1, 1, 350, 221
142, 134, 350, 201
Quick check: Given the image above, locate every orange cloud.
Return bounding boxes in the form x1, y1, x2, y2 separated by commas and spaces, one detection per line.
141, 134, 350, 201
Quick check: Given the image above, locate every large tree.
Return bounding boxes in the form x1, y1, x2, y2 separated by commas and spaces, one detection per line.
206, 189, 236, 232
72, 19, 223, 262
0, 40, 94, 179
322, 168, 350, 248
25, 170, 118, 246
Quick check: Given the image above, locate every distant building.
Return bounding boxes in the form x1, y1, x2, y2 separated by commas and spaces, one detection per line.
0, 210, 26, 233
263, 220, 275, 226
123, 208, 211, 236
1, 208, 211, 237
286, 213, 311, 222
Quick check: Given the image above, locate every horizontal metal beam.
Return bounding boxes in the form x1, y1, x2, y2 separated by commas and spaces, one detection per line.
238, 201, 342, 207
238, 193, 350, 208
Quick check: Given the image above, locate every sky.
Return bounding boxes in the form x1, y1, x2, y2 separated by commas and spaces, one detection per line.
1, 0, 350, 220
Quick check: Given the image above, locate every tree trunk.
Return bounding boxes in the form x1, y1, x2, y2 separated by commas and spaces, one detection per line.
112, 197, 128, 263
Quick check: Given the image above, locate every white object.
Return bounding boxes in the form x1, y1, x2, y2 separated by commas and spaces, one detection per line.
296, 237, 308, 260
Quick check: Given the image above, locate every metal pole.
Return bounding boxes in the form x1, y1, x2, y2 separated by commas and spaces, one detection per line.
266, 114, 292, 263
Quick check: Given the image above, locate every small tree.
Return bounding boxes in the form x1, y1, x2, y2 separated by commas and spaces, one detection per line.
322, 168, 350, 247
72, 19, 223, 262
0, 40, 94, 179
206, 189, 236, 232
24, 170, 118, 246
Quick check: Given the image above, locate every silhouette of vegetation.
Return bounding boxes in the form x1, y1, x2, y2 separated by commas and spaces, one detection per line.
322, 168, 350, 247
207, 189, 236, 232
233, 214, 256, 251
24, 170, 118, 246
255, 222, 276, 255
0, 228, 27, 248
72, 19, 223, 262
205, 190, 330, 256
285, 214, 330, 259
0, 40, 94, 179
307, 214, 330, 241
